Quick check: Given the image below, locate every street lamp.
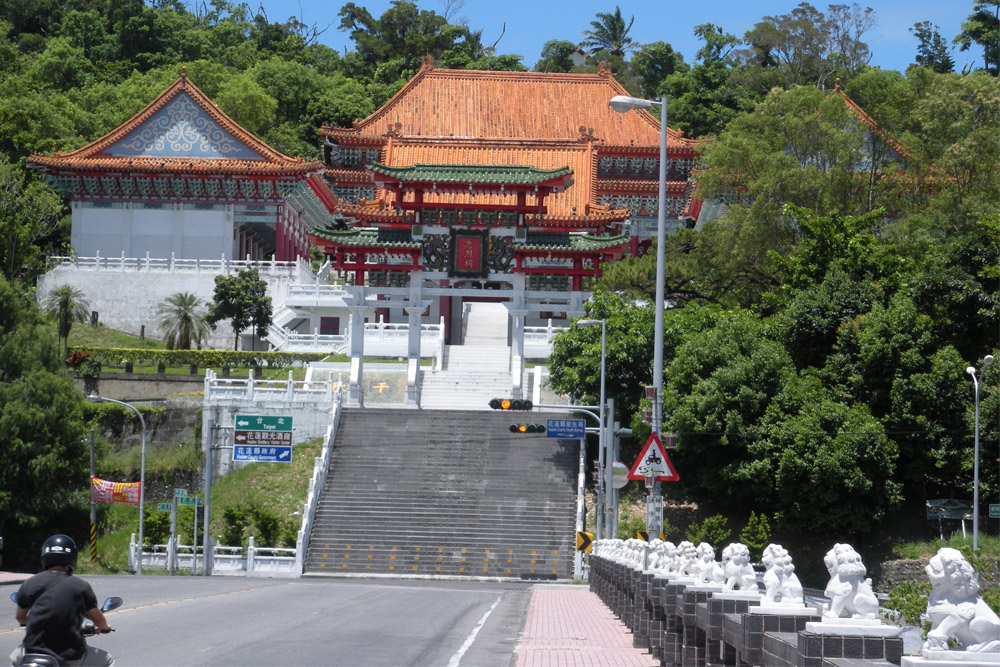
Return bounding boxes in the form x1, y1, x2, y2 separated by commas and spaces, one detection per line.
88, 394, 146, 574
966, 354, 993, 551
577, 318, 607, 539
609, 94, 668, 533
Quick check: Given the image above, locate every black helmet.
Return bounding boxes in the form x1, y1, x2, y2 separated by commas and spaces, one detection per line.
41, 534, 77, 572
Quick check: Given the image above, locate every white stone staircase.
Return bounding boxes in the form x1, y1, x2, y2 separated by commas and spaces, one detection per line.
419, 303, 524, 410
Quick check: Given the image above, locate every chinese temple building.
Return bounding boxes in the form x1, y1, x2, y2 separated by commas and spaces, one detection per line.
28, 70, 325, 262
308, 57, 702, 351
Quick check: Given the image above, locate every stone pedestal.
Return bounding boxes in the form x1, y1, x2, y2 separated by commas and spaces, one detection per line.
741, 606, 820, 665
901, 652, 1000, 667
706, 592, 762, 666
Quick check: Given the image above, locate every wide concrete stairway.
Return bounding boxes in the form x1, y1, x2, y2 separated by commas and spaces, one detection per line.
303, 408, 578, 579
419, 303, 523, 410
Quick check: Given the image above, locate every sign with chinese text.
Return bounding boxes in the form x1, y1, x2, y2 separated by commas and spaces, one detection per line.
546, 419, 587, 439
449, 229, 488, 278
91, 477, 140, 505
234, 414, 294, 463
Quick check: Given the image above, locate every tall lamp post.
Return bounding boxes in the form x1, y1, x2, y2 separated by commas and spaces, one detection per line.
577, 318, 607, 540
609, 94, 668, 532
88, 394, 147, 574
966, 354, 993, 551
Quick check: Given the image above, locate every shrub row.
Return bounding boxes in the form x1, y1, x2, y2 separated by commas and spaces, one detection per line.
70, 347, 328, 369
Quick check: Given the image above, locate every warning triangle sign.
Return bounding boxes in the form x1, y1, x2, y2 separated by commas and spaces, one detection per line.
627, 433, 680, 482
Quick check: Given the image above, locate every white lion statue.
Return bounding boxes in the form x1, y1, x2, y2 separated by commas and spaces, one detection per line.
694, 542, 726, 584
676, 540, 699, 577
721, 543, 757, 591
822, 543, 880, 620
761, 543, 804, 604
922, 547, 1000, 655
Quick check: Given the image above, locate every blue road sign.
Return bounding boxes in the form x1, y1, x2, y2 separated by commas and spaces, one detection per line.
233, 445, 293, 463
546, 418, 587, 439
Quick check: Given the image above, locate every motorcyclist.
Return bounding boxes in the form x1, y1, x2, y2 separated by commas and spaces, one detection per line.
9, 535, 114, 666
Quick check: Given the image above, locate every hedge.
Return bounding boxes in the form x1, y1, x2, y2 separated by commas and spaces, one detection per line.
69, 347, 329, 369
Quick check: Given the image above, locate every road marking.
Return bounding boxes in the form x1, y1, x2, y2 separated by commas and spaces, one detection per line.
447, 595, 502, 667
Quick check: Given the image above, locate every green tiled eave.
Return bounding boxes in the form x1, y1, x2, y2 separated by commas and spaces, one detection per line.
367, 162, 573, 186
520, 233, 629, 251
309, 227, 421, 248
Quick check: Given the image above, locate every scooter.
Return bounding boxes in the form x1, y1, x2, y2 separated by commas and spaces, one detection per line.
8, 593, 122, 667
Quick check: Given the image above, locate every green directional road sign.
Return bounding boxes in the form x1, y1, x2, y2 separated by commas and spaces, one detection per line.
990, 504, 1000, 519
157, 503, 172, 512
174, 489, 187, 497
177, 496, 202, 506
234, 415, 292, 431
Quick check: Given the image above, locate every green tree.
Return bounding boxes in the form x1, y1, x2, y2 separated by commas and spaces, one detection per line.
954, 0, 1000, 75
42, 284, 89, 358
206, 268, 273, 350
534, 40, 579, 73
157, 292, 210, 350
0, 275, 88, 564
0, 158, 64, 281
911, 21, 955, 73
662, 23, 741, 138
630, 41, 688, 99
685, 515, 732, 550
580, 6, 639, 57
739, 511, 771, 562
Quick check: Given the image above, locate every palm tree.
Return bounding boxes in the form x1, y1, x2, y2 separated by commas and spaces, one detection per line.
157, 292, 210, 350
580, 6, 640, 57
43, 284, 90, 358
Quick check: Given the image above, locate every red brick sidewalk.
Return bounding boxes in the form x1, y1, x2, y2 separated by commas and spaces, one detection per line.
516, 584, 658, 667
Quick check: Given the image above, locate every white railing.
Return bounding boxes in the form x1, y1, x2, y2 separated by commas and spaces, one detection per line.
130, 536, 298, 577
284, 282, 351, 305
46, 252, 306, 279
524, 319, 567, 358
203, 369, 334, 403
294, 390, 343, 573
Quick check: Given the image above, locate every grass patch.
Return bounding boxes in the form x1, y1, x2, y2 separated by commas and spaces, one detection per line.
891, 532, 1000, 560
68, 322, 166, 349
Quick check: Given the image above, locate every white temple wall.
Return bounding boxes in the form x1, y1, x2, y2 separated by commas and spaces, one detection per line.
72, 204, 234, 260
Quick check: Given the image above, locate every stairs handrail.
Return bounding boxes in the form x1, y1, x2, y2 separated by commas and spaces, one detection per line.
295, 383, 344, 574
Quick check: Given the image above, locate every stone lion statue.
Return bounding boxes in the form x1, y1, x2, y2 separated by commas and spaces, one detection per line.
648, 540, 678, 573
761, 543, 803, 604
822, 543, 879, 620
922, 547, 1000, 655
721, 543, 757, 591
676, 540, 699, 577
694, 542, 726, 584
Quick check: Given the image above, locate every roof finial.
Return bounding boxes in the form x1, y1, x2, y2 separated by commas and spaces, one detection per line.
835, 77, 841, 91
421, 54, 434, 70
181, 66, 187, 80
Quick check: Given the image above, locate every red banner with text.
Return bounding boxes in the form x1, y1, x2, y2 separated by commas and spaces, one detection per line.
91, 477, 141, 505
455, 236, 482, 273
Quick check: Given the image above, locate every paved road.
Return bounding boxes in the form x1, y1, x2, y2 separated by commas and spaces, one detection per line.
1, 575, 532, 666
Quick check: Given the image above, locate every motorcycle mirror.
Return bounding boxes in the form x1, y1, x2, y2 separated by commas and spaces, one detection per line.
9, 592, 16, 603
101, 597, 123, 613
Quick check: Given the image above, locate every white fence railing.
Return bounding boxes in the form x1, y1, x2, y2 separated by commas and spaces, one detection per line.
131, 391, 342, 577
46, 253, 309, 280
524, 320, 568, 358
203, 369, 335, 403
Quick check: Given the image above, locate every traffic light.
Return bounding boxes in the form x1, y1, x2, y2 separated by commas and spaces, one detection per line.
509, 423, 546, 434
489, 398, 533, 411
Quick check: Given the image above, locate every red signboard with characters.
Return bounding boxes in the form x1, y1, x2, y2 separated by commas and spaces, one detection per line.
456, 235, 481, 272
91, 477, 141, 505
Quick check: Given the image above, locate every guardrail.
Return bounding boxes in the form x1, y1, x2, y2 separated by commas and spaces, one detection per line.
203, 369, 334, 403
46, 253, 308, 279
524, 319, 567, 358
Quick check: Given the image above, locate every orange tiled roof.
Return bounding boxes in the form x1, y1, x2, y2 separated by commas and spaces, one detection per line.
351, 138, 630, 223
320, 61, 696, 151
834, 79, 910, 159
30, 71, 322, 176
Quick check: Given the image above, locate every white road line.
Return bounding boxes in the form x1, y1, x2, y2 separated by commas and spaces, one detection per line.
447, 594, 502, 667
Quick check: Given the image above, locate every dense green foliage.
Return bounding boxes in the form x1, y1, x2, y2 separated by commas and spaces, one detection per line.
206, 268, 273, 350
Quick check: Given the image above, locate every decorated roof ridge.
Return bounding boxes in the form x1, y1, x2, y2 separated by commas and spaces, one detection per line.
32, 70, 319, 169
520, 232, 630, 251
367, 162, 574, 185
596, 179, 693, 192
833, 78, 911, 159
27, 155, 317, 176
318, 59, 696, 149
308, 226, 421, 248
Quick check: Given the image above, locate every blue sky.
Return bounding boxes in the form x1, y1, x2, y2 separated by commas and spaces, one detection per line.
254, 0, 976, 74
